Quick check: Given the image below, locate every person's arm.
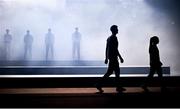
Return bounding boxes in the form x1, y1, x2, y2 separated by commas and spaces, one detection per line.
24, 36, 26, 43
52, 34, 55, 45
79, 33, 81, 41
32, 36, 33, 43
4, 35, 6, 43
10, 35, 12, 41
105, 40, 109, 64
118, 50, 124, 63
72, 33, 74, 42
158, 49, 163, 66
45, 35, 48, 45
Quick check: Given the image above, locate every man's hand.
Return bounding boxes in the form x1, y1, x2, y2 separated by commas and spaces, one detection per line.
120, 58, 124, 63
105, 59, 108, 64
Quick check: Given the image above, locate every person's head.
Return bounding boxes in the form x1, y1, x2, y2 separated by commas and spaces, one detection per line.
48, 28, 51, 33
110, 25, 118, 35
75, 27, 79, 32
150, 36, 159, 45
6, 29, 9, 34
27, 30, 30, 34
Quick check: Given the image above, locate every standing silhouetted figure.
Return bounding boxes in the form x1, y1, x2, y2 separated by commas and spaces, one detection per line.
142, 36, 163, 92
4, 29, 12, 60
24, 30, 33, 60
45, 28, 54, 61
72, 27, 81, 61
95, 25, 125, 93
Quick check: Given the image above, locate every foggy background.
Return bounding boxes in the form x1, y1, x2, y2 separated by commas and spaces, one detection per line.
0, 0, 180, 75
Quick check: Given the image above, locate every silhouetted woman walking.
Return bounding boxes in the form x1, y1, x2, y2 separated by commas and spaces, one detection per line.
142, 36, 163, 92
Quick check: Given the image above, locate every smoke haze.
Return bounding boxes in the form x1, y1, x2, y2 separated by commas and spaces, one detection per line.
0, 0, 180, 75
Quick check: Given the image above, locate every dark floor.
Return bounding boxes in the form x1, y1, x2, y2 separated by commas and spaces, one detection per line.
0, 87, 180, 108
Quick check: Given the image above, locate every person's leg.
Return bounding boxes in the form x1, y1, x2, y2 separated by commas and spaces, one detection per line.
157, 67, 162, 78
148, 67, 156, 78
27, 47, 30, 59
46, 45, 49, 61
24, 45, 28, 60
96, 63, 113, 93
7, 44, 11, 60
4, 43, 8, 60
77, 43, 80, 60
142, 67, 155, 92
51, 45, 54, 60
114, 61, 126, 92
72, 43, 76, 60
157, 67, 165, 92
27, 46, 30, 60
29, 45, 32, 59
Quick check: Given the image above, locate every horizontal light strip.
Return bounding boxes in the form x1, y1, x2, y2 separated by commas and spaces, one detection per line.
0, 66, 170, 68
0, 74, 171, 78
1, 66, 107, 68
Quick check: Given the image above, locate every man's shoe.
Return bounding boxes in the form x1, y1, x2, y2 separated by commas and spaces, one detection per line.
142, 85, 149, 93
116, 87, 126, 93
95, 84, 104, 93
161, 86, 167, 93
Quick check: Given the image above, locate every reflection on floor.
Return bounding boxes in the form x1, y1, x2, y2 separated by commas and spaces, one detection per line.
0, 87, 180, 108
0, 87, 160, 94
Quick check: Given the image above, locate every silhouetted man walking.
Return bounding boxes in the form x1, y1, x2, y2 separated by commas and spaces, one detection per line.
96, 25, 125, 93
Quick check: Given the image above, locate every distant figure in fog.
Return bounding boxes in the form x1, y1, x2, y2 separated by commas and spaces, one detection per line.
95, 25, 125, 93
24, 30, 33, 60
4, 29, 12, 60
45, 28, 55, 61
72, 27, 81, 61
142, 36, 164, 92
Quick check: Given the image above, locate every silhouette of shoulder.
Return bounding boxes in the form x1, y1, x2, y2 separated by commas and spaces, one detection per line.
107, 35, 118, 47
